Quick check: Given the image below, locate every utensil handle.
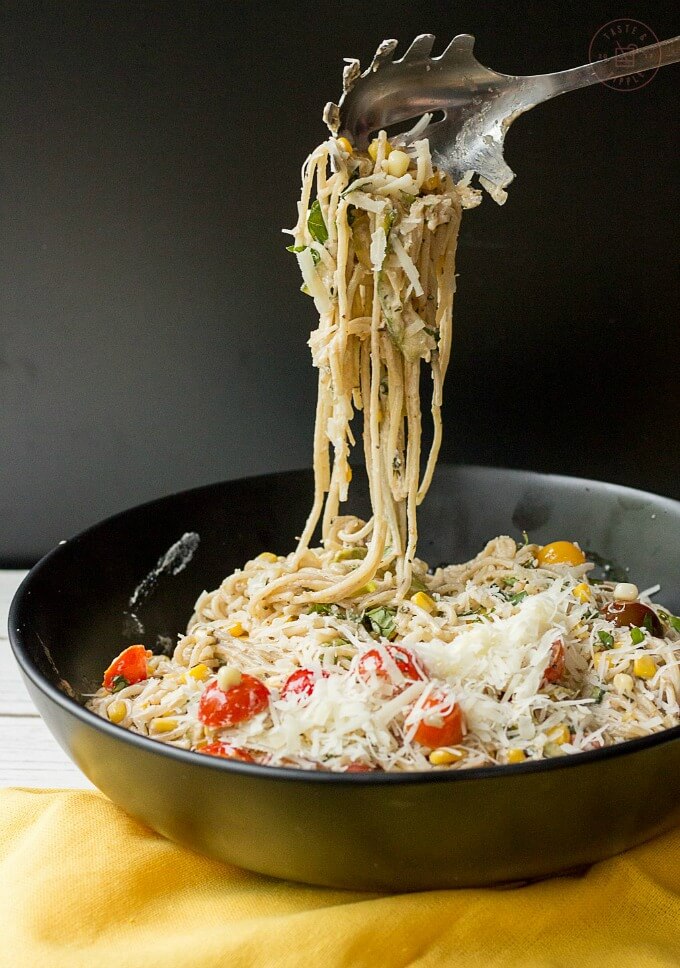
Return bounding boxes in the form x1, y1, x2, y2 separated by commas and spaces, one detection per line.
549, 35, 680, 95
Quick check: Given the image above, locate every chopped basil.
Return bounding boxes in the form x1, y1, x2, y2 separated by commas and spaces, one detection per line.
630, 626, 645, 645
308, 603, 333, 616
597, 630, 615, 649
307, 199, 328, 243
584, 550, 628, 583
589, 686, 606, 704
517, 530, 530, 548
111, 675, 129, 693
334, 547, 367, 562
642, 612, 655, 634
507, 591, 528, 606
363, 606, 397, 639
286, 243, 321, 265
383, 207, 397, 237
502, 577, 518, 587
667, 613, 680, 634
408, 574, 428, 594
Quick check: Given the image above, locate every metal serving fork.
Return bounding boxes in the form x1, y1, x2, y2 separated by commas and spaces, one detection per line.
326, 34, 680, 197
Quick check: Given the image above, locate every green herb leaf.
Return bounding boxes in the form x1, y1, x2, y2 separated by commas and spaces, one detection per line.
630, 626, 645, 646
408, 574, 428, 594
286, 243, 321, 265
111, 675, 130, 693
589, 686, 606, 704
670, 615, 680, 634
508, 591, 528, 606
642, 612, 655, 634
584, 550, 628, 583
597, 630, 615, 649
309, 603, 333, 616
383, 207, 397, 237
502, 577, 518, 587
363, 606, 397, 640
307, 199, 328, 244
334, 547, 368, 562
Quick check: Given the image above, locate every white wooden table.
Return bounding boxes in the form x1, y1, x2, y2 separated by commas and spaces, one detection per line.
1, 570, 92, 788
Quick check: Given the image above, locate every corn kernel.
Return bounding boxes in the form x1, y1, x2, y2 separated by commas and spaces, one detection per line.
345, 464, 352, 483
573, 582, 591, 603
107, 700, 127, 724
386, 149, 410, 178
411, 591, 436, 613
428, 748, 464, 766
150, 718, 178, 733
257, 552, 278, 563
357, 581, 377, 595
506, 748, 526, 764
336, 136, 353, 155
537, 541, 586, 567
217, 666, 242, 691
633, 656, 657, 679
189, 663, 210, 681
368, 138, 392, 162
543, 742, 565, 758
423, 171, 441, 192
228, 622, 246, 638
614, 673, 635, 695
613, 582, 639, 602
547, 724, 571, 746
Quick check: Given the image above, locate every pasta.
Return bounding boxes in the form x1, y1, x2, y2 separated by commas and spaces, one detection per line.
87, 133, 680, 772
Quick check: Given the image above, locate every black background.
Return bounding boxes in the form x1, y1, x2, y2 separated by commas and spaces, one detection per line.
1, 1, 678, 565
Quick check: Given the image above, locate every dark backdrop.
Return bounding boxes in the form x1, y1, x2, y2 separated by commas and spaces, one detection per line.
1, 1, 678, 565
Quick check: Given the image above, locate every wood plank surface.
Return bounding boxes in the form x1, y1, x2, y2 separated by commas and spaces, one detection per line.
0, 570, 93, 788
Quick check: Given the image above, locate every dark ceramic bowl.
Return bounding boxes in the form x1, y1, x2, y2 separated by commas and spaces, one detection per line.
9, 466, 680, 891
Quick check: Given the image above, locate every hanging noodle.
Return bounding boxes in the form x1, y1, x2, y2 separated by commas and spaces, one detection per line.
86, 133, 679, 772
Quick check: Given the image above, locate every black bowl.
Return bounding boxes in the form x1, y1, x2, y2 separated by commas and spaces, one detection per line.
9, 466, 680, 891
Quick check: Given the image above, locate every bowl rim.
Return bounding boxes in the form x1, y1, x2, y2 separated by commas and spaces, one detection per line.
8, 463, 680, 786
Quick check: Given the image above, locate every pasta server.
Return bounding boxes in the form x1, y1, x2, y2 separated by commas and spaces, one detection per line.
325, 33, 680, 199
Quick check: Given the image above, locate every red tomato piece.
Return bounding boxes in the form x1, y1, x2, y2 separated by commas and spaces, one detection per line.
103, 644, 151, 690
197, 742, 256, 764
198, 675, 269, 728
601, 601, 662, 636
344, 762, 376, 773
358, 645, 424, 683
543, 638, 565, 685
281, 668, 328, 701
413, 693, 465, 749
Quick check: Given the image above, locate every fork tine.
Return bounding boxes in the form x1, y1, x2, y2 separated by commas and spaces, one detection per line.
399, 34, 436, 62
368, 39, 399, 70
439, 33, 476, 60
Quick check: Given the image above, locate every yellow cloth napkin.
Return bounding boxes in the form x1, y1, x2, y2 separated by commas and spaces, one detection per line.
0, 789, 678, 968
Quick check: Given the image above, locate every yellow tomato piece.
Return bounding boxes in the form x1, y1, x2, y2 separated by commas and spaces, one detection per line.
537, 541, 586, 567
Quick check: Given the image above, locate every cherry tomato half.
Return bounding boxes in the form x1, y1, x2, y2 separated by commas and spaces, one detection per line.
197, 742, 256, 764
601, 601, 662, 636
413, 694, 465, 749
103, 644, 151, 690
281, 668, 328, 701
198, 675, 269, 728
358, 645, 424, 683
543, 638, 565, 685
